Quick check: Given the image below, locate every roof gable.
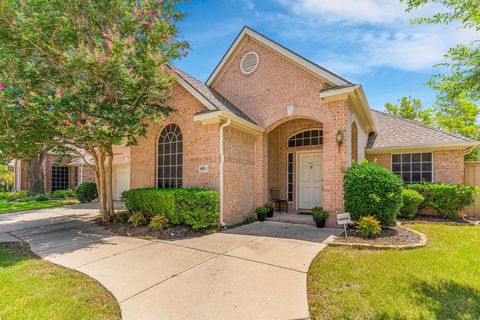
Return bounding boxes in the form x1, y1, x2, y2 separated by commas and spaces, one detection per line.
206, 26, 351, 87
367, 110, 478, 152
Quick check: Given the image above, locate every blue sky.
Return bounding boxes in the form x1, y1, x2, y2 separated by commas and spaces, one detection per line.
174, 0, 478, 111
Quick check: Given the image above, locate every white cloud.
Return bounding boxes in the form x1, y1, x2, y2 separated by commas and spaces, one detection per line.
276, 0, 442, 24
270, 0, 480, 76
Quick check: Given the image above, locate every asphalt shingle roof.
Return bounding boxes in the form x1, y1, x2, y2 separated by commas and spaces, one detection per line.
367, 110, 477, 150
175, 68, 255, 124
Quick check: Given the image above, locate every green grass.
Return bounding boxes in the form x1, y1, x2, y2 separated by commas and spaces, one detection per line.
0, 199, 78, 214
0, 243, 120, 320
308, 224, 480, 320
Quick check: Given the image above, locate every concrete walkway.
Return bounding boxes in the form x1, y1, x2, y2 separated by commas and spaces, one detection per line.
0, 203, 340, 320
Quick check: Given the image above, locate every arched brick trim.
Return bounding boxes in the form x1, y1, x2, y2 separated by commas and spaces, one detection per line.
351, 122, 358, 163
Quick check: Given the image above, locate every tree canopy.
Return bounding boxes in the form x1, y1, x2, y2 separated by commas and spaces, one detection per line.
0, 0, 190, 219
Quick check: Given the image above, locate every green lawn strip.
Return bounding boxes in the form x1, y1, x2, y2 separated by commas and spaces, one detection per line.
308, 224, 480, 320
0, 243, 120, 320
0, 199, 78, 214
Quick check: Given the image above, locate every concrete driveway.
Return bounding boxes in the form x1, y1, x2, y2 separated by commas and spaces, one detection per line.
0, 203, 340, 320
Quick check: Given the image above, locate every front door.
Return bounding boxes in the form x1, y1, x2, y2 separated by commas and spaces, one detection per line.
298, 152, 322, 210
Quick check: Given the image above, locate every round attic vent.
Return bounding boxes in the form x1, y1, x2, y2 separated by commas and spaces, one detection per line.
240, 52, 259, 74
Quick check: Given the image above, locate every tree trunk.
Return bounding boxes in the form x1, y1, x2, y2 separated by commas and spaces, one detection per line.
26, 149, 47, 195
92, 147, 115, 222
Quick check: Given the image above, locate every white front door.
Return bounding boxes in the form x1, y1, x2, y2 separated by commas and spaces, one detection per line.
298, 152, 322, 209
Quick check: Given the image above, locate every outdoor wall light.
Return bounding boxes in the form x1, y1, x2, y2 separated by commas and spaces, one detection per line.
336, 130, 344, 145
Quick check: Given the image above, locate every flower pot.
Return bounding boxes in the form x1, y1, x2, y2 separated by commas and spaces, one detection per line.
257, 213, 266, 222
266, 207, 274, 218
458, 210, 465, 219
314, 218, 326, 228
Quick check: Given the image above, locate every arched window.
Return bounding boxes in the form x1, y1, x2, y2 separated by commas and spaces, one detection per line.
157, 123, 183, 188
351, 122, 358, 163
287, 129, 323, 148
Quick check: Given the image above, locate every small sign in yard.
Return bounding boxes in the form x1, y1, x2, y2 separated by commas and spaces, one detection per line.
337, 213, 351, 239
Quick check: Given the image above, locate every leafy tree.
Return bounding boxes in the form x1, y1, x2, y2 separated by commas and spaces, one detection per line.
402, 0, 480, 159
385, 96, 434, 125
0, 0, 189, 221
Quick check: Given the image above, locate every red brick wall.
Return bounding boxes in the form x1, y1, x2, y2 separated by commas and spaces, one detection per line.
129, 83, 221, 191
211, 37, 349, 225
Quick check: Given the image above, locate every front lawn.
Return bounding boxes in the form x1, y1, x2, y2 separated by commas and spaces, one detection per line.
0, 199, 78, 214
308, 224, 480, 319
0, 243, 120, 320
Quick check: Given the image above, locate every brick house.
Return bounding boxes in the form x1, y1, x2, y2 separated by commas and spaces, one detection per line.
12, 27, 479, 226
123, 26, 479, 226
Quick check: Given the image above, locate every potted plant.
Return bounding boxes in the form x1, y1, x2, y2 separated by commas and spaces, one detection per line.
265, 203, 274, 218
256, 206, 268, 222
312, 207, 328, 228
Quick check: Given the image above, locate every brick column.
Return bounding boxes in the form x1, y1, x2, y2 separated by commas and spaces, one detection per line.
254, 133, 268, 207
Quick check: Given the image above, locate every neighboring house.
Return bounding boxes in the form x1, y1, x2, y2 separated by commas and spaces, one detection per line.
11, 26, 479, 226
12, 153, 96, 193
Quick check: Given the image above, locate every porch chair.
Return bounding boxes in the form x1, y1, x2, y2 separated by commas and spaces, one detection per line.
270, 187, 288, 214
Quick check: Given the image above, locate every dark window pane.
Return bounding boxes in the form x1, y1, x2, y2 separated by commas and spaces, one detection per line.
422, 162, 432, 171
402, 172, 410, 183
296, 139, 303, 147
392, 154, 401, 163
288, 140, 294, 148
304, 131, 311, 138
422, 172, 432, 182
392, 163, 401, 171
411, 172, 421, 182
311, 130, 319, 137
412, 163, 421, 171
422, 153, 432, 161
412, 153, 421, 162
402, 163, 411, 171
402, 154, 411, 162
312, 137, 319, 145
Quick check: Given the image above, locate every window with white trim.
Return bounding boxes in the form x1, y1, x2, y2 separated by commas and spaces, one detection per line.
51, 166, 69, 191
392, 153, 432, 183
287, 153, 293, 201
288, 129, 323, 148
157, 123, 183, 188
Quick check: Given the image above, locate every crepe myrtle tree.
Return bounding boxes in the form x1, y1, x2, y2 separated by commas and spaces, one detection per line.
0, 0, 190, 221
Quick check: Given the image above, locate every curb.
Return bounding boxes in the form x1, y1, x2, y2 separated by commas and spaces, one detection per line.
323, 226, 427, 250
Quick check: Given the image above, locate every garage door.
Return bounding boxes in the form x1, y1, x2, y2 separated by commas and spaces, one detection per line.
113, 164, 130, 201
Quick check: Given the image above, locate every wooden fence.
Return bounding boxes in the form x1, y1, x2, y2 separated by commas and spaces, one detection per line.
465, 162, 480, 218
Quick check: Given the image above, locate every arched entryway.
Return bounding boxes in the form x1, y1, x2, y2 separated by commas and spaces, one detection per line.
267, 118, 323, 212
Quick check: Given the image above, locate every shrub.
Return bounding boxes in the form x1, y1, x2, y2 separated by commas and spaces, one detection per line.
399, 189, 424, 219
244, 214, 256, 224
407, 183, 479, 219
356, 215, 382, 238
128, 211, 148, 227
75, 182, 98, 203
50, 189, 75, 198
312, 207, 328, 220
0, 191, 28, 201
113, 210, 131, 223
148, 215, 169, 230
264, 203, 274, 217
344, 161, 403, 226
33, 194, 49, 202
122, 188, 219, 230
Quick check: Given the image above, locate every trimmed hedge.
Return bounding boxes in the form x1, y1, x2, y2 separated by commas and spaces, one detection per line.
344, 161, 403, 226
399, 189, 424, 219
407, 183, 479, 219
122, 188, 219, 230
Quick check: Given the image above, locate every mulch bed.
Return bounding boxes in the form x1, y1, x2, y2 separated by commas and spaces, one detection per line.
333, 226, 422, 246
398, 214, 475, 225
97, 219, 205, 240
